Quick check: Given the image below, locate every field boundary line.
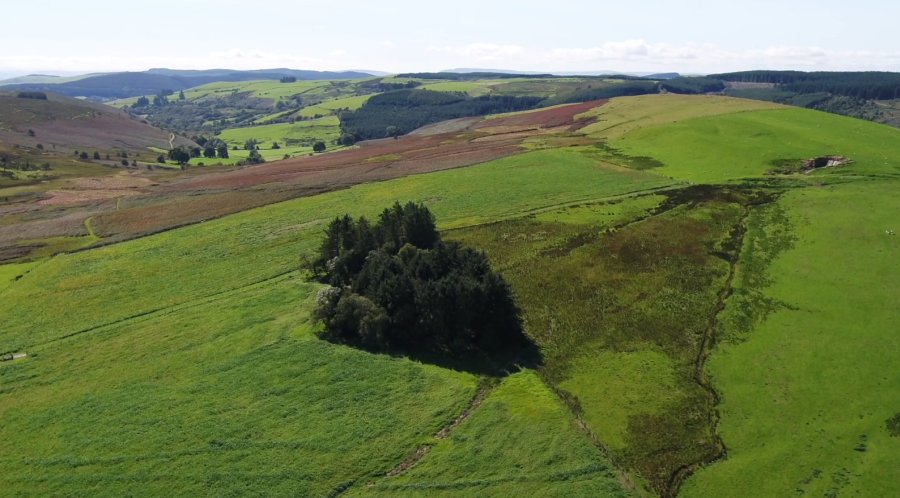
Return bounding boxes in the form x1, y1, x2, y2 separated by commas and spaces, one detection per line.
26, 269, 302, 351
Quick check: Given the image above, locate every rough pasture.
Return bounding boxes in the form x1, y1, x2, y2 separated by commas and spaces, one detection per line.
0, 93, 193, 152
474, 99, 606, 130
1, 100, 609, 262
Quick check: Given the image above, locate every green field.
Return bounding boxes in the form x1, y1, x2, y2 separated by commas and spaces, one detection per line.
682, 180, 900, 497
419, 81, 496, 96
0, 274, 478, 496
353, 372, 629, 497
2, 94, 898, 496
608, 106, 900, 183
297, 94, 371, 118
182, 80, 338, 102
0, 261, 36, 291
1, 144, 669, 496
216, 116, 341, 151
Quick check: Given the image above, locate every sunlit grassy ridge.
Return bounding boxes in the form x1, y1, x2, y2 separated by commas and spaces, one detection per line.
579, 94, 782, 140
609, 105, 900, 183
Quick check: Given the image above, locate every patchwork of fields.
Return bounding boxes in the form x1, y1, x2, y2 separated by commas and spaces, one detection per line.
1, 94, 897, 496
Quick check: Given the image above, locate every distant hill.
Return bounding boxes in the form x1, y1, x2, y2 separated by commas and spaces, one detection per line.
0, 73, 100, 86
5, 68, 376, 100
442, 68, 680, 78
0, 91, 193, 152
644, 72, 681, 80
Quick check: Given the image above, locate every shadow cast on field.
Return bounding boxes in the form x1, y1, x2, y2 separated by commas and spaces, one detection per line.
318, 333, 543, 377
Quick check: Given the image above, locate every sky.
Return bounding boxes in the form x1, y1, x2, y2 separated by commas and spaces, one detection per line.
2, 0, 899, 77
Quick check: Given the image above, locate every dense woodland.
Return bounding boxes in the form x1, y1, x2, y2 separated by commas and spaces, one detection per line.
339, 89, 542, 141
709, 70, 900, 100
659, 77, 726, 94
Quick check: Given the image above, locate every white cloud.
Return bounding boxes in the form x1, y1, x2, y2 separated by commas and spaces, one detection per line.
2, 40, 898, 76
427, 40, 900, 73
0, 49, 345, 73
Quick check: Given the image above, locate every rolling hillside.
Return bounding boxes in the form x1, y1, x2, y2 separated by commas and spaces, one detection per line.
0, 91, 192, 153
1, 93, 897, 497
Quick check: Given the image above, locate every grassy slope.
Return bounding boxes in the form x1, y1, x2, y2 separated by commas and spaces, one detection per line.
354, 372, 630, 497
298, 94, 370, 117
579, 98, 899, 495
0, 275, 477, 496
108, 81, 330, 107
195, 115, 345, 164
579, 94, 782, 141
218, 116, 340, 147
0, 148, 672, 351
0, 145, 670, 496
610, 106, 900, 183
419, 81, 496, 96
682, 181, 900, 497
183, 80, 330, 101
0, 261, 36, 292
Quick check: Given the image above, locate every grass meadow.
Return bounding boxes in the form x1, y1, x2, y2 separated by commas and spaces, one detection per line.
217, 116, 341, 151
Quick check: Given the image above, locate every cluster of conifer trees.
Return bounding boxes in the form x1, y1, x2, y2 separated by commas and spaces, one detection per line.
310, 202, 528, 358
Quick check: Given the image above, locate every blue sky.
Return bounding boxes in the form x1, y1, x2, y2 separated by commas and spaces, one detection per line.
2, 0, 898, 76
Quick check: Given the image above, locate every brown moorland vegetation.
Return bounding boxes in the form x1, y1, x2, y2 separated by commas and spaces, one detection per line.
0, 100, 608, 262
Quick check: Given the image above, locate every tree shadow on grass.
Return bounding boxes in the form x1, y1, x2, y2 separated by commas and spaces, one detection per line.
318, 332, 543, 377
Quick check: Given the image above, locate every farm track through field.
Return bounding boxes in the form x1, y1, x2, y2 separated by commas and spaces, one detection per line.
546, 382, 639, 494
386, 380, 494, 476
330, 381, 496, 496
